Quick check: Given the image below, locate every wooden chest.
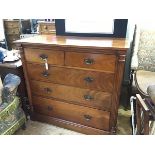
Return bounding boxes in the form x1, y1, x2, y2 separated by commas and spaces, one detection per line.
15, 35, 129, 134
3, 19, 31, 50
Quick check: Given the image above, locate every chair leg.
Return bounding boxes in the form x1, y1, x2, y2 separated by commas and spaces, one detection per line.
130, 96, 136, 134
136, 100, 141, 134
143, 111, 149, 134
136, 94, 150, 135
22, 123, 26, 130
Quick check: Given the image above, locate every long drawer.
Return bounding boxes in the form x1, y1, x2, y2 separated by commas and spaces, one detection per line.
27, 63, 114, 92
5, 28, 20, 35
32, 96, 110, 130
30, 80, 112, 111
4, 21, 19, 29
7, 35, 20, 42
65, 52, 116, 72
24, 48, 64, 65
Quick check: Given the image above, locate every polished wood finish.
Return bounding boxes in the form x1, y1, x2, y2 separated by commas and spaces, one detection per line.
26, 63, 114, 92
33, 96, 110, 130
109, 56, 125, 133
65, 52, 116, 72
31, 80, 112, 111
15, 35, 129, 51
24, 48, 64, 65
19, 46, 33, 112
15, 35, 129, 134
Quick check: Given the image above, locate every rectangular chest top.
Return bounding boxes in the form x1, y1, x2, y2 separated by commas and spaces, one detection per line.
15, 35, 129, 51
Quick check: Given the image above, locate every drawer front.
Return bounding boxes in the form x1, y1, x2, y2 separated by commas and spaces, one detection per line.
5, 28, 20, 35
40, 24, 55, 34
7, 35, 20, 42
24, 48, 64, 65
4, 21, 19, 29
32, 96, 110, 130
27, 63, 114, 92
7, 43, 17, 50
31, 80, 112, 111
65, 52, 116, 72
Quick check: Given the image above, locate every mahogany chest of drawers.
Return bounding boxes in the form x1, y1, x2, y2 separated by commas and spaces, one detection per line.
15, 35, 129, 134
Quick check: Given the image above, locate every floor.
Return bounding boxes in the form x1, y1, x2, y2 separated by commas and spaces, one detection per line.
16, 105, 131, 135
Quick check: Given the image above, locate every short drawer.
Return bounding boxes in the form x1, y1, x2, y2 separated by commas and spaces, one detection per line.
4, 21, 19, 29
65, 52, 116, 72
32, 96, 110, 130
40, 24, 55, 34
5, 27, 20, 35
31, 80, 112, 111
24, 48, 64, 65
27, 63, 114, 92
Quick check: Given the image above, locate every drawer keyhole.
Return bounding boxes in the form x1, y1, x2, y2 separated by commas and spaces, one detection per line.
47, 106, 53, 111
84, 77, 94, 83
42, 71, 49, 77
84, 115, 92, 121
84, 58, 94, 65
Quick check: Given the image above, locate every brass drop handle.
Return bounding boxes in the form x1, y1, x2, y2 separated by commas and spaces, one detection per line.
84, 58, 94, 65
44, 87, 52, 94
39, 54, 49, 70
84, 77, 94, 83
84, 115, 92, 121
47, 106, 53, 111
39, 54, 48, 60
42, 71, 49, 77
84, 95, 94, 101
